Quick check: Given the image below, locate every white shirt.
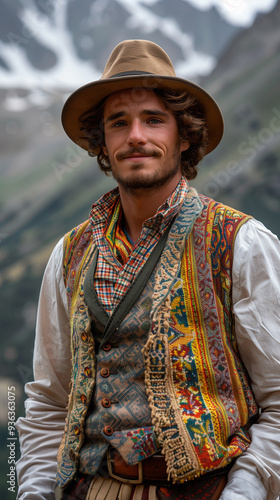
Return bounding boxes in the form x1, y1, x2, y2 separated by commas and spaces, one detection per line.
16, 218, 280, 500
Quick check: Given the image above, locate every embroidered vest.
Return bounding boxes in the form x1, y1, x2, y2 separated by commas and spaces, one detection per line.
56, 188, 258, 488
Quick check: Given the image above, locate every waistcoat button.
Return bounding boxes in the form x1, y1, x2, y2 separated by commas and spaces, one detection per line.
103, 425, 113, 436
101, 368, 110, 378
102, 344, 112, 351
101, 398, 111, 408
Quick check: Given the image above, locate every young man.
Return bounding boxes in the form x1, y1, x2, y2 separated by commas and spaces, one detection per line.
16, 40, 280, 500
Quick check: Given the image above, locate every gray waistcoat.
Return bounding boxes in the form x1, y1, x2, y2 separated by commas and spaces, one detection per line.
79, 270, 159, 474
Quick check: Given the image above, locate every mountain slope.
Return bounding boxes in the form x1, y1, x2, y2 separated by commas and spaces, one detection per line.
193, 0, 280, 232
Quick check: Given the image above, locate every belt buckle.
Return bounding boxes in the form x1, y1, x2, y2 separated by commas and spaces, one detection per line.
107, 449, 143, 484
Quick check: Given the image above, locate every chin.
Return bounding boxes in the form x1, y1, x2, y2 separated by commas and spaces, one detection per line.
118, 172, 177, 191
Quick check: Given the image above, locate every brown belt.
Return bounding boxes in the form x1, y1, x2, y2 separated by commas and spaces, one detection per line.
107, 448, 168, 483
107, 448, 230, 487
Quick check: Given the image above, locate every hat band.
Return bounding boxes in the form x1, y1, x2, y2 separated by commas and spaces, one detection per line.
109, 70, 153, 78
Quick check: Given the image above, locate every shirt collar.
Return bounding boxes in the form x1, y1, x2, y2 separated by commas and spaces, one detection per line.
144, 176, 189, 228
89, 177, 189, 232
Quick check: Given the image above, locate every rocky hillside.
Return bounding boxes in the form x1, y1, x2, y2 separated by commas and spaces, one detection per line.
194, 0, 280, 232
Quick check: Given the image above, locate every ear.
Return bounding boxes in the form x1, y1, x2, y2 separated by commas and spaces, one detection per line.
180, 140, 190, 153
102, 145, 108, 156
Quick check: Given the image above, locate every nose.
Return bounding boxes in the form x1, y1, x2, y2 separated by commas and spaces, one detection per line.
127, 119, 147, 146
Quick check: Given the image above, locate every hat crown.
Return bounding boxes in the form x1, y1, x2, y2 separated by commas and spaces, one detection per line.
102, 39, 176, 80
62, 39, 224, 156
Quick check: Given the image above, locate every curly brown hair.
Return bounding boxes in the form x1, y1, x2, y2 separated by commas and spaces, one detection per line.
79, 88, 209, 180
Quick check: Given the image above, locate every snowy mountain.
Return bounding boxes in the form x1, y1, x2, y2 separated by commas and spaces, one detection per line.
0, 0, 277, 100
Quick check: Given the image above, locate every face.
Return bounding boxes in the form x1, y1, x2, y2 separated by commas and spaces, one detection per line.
102, 89, 189, 192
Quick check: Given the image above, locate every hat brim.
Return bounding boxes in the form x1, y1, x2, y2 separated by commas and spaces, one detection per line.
61, 74, 224, 155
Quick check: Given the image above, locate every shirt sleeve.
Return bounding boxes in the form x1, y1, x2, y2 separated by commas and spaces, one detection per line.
16, 238, 71, 500
219, 219, 280, 500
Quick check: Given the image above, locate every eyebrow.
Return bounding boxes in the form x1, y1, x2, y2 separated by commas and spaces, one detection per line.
105, 111, 125, 124
105, 109, 169, 124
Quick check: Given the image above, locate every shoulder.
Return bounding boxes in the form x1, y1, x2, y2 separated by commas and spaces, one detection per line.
63, 219, 91, 249
198, 194, 249, 222
235, 218, 280, 251
196, 195, 251, 250
41, 237, 65, 288
62, 219, 93, 285
63, 219, 92, 260
233, 218, 280, 291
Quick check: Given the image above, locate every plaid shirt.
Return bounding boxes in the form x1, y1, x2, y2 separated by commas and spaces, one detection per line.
89, 177, 189, 314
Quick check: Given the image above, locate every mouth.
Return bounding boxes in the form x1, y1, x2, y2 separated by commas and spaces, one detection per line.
123, 154, 153, 161
118, 149, 158, 162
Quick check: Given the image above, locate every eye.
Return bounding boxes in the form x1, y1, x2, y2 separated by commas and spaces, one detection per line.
112, 121, 126, 128
147, 118, 162, 124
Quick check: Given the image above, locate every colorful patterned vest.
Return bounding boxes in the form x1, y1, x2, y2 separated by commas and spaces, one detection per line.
56, 188, 258, 488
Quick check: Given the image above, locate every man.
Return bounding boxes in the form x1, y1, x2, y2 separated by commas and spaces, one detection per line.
16, 39, 280, 500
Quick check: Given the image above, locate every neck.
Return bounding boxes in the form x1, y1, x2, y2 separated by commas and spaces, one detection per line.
118, 176, 181, 242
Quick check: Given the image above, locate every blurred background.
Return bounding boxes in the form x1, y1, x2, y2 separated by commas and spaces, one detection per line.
1, 0, 280, 497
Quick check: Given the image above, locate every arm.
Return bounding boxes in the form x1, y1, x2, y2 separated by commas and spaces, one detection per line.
16, 238, 72, 500
220, 219, 280, 500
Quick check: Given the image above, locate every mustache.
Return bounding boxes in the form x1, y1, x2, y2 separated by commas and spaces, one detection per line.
116, 147, 161, 161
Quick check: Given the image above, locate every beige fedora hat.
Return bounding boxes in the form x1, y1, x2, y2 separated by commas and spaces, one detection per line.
61, 39, 223, 155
